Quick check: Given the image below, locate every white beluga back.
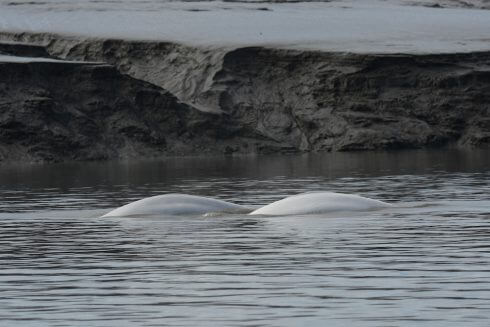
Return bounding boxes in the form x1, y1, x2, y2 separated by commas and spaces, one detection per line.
101, 193, 248, 217
249, 192, 391, 216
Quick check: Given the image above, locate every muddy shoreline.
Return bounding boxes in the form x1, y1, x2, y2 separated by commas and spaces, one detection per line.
0, 32, 489, 163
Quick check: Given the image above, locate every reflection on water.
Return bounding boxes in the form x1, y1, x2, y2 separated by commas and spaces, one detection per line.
0, 150, 489, 326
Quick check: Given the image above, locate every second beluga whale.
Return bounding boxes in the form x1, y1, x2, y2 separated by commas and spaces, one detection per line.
248, 192, 391, 216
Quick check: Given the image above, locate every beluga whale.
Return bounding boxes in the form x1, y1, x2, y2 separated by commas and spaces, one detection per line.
101, 192, 391, 218
101, 193, 249, 217
248, 192, 392, 216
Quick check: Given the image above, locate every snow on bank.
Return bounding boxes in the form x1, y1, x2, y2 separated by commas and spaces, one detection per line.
0, 54, 101, 64
0, 0, 489, 53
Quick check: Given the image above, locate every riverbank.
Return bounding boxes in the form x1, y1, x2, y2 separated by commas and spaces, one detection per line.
0, 0, 489, 163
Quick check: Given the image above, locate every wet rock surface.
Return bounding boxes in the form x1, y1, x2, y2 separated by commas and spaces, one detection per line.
0, 34, 488, 163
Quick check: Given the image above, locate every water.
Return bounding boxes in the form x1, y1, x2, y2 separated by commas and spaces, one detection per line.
0, 150, 489, 326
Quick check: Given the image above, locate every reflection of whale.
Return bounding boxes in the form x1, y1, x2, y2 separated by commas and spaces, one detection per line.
102, 192, 391, 218
249, 192, 391, 216
101, 194, 249, 217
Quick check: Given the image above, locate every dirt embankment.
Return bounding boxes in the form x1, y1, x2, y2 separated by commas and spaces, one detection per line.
0, 32, 489, 162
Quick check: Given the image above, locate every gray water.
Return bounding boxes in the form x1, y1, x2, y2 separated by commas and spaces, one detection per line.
0, 150, 489, 327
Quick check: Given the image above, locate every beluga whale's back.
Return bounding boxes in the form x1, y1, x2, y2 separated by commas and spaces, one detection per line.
102, 193, 248, 217
249, 192, 391, 216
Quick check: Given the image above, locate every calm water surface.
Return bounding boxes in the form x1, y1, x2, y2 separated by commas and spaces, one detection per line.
0, 150, 489, 326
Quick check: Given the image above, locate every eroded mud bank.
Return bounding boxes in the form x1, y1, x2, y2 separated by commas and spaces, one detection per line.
0, 32, 488, 162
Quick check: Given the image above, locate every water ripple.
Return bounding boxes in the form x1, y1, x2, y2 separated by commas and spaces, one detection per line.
0, 151, 489, 326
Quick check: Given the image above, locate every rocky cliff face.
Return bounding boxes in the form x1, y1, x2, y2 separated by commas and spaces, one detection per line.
0, 33, 488, 163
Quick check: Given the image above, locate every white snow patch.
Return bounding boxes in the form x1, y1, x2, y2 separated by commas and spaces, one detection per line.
0, 0, 489, 53
0, 54, 101, 64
